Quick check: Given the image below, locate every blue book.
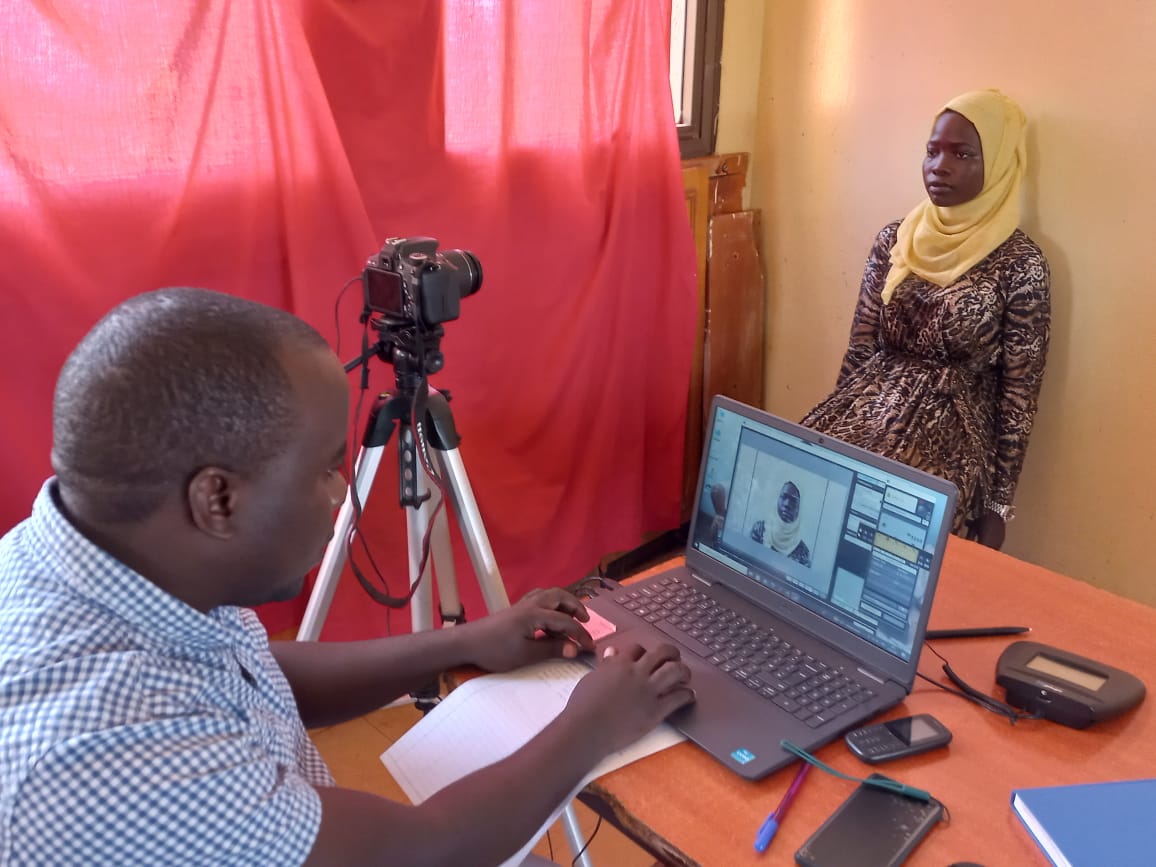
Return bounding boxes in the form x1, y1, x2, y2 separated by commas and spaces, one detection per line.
1011, 778, 1156, 867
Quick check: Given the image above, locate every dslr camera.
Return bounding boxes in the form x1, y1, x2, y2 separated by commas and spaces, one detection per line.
363, 237, 482, 327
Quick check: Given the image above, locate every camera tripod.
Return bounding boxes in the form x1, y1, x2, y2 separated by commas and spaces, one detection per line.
297, 379, 509, 641
296, 349, 596, 866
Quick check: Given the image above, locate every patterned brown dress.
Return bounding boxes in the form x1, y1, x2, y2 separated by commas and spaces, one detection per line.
801, 220, 1050, 534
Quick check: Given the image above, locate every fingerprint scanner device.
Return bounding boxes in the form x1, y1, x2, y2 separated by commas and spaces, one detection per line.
996, 640, 1146, 728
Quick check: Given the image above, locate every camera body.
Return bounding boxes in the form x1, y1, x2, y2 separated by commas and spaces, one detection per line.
363, 236, 482, 327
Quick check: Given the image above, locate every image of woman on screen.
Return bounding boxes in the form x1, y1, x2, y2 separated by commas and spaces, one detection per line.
749, 480, 812, 566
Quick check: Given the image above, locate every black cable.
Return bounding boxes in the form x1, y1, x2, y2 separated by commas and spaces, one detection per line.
340, 320, 444, 611
919, 641, 1040, 724
332, 273, 362, 359
346, 486, 443, 609
329, 273, 452, 614
340, 383, 409, 607
340, 382, 402, 605
571, 816, 602, 866
915, 670, 1016, 721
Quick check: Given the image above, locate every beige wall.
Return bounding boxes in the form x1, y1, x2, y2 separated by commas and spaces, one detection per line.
715, 0, 765, 178
731, 1, 1156, 605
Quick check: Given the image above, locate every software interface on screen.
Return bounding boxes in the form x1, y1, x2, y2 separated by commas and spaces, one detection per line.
693, 407, 950, 662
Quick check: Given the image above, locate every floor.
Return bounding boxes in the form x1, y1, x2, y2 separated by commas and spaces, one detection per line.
309, 700, 657, 866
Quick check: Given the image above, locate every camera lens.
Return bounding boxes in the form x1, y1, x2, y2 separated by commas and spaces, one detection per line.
439, 250, 483, 299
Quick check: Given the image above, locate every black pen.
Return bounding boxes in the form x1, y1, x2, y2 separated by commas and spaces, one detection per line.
925, 626, 1030, 640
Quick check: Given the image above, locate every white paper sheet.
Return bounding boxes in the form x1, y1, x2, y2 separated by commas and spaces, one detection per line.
381, 658, 685, 866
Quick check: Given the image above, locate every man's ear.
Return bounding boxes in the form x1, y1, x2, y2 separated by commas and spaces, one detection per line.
187, 467, 241, 538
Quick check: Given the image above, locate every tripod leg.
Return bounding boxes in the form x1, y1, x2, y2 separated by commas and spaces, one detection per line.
422, 451, 466, 626
560, 809, 596, 867
428, 489, 464, 626
407, 453, 465, 631
417, 400, 594, 863
405, 429, 438, 635
298, 444, 387, 641
432, 445, 510, 614
430, 444, 595, 865
404, 451, 460, 713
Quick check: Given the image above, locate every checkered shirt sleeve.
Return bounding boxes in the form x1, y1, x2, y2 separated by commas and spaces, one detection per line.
1, 484, 330, 865
9, 713, 322, 866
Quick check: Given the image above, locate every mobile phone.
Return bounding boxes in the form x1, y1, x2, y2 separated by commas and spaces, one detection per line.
794, 774, 944, 867
844, 713, 952, 764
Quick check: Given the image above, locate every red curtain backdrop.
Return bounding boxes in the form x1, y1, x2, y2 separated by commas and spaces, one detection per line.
0, 0, 696, 640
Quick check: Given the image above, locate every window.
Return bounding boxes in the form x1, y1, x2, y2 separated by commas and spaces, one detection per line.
670, 0, 725, 159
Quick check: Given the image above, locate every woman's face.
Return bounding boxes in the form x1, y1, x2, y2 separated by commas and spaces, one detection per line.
777, 482, 800, 523
923, 110, 985, 206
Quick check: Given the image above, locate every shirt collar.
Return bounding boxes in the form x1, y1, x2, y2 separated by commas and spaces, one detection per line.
27, 479, 249, 652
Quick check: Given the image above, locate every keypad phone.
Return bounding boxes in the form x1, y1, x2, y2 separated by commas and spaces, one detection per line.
844, 713, 952, 763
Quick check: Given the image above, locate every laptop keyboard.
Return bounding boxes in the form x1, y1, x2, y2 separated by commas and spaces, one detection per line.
612, 575, 877, 729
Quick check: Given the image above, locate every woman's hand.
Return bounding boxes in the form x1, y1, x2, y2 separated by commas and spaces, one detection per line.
968, 511, 1006, 550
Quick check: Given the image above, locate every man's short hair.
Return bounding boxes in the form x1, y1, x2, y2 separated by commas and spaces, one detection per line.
52, 287, 331, 523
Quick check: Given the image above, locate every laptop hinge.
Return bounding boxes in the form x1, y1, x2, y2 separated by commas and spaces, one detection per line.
857, 667, 886, 685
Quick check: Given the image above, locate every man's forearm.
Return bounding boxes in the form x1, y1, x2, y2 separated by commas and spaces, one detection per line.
301, 640, 693, 866
271, 625, 483, 727
308, 705, 609, 867
419, 708, 608, 863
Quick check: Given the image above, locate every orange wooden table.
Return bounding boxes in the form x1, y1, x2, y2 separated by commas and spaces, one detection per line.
577, 537, 1156, 866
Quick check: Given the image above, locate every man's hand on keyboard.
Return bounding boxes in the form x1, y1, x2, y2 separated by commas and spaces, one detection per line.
463, 587, 596, 672
564, 642, 695, 755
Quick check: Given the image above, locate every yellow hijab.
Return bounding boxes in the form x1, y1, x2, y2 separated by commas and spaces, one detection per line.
882, 89, 1027, 304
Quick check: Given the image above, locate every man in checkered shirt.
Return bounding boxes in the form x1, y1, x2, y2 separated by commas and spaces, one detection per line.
0, 288, 695, 865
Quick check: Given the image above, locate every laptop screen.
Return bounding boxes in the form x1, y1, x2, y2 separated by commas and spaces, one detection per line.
690, 401, 954, 665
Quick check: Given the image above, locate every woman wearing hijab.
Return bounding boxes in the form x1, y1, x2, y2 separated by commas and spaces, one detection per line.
750, 480, 812, 566
801, 89, 1050, 550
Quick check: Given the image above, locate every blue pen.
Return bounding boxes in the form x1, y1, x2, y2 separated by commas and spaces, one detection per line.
755, 762, 811, 853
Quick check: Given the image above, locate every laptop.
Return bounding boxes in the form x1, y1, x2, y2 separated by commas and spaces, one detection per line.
585, 395, 957, 780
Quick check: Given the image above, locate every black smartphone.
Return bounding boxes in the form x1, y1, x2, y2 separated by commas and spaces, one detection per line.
795, 774, 944, 867
844, 713, 952, 764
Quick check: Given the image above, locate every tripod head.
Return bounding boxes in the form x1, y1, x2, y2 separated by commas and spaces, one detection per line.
344, 313, 446, 400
